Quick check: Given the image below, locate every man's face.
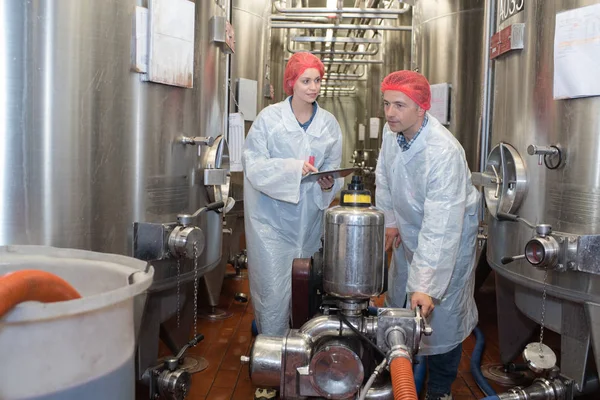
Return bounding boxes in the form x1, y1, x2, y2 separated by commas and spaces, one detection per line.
383, 90, 424, 135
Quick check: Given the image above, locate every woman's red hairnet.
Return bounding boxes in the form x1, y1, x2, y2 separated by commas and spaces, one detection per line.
283, 52, 325, 96
380, 71, 431, 111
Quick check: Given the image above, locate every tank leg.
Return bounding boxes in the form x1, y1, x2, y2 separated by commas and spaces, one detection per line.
560, 301, 590, 392
495, 274, 537, 364
584, 302, 600, 385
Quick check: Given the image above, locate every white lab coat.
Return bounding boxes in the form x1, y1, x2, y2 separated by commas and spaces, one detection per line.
375, 114, 480, 356
243, 97, 343, 335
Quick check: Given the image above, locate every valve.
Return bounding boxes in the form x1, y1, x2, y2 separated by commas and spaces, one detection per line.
168, 226, 205, 259
179, 135, 215, 147
527, 144, 562, 169
144, 334, 204, 400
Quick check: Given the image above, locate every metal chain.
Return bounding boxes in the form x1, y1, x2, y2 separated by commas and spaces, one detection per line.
539, 269, 549, 356
193, 241, 199, 343
228, 80, 243, 117
176, 258, 181, 329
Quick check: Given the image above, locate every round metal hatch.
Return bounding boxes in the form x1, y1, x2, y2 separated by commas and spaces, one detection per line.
203, 135, 231, 207
482, 142, 527, 218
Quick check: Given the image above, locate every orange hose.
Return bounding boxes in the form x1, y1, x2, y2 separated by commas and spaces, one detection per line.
390, 357, 418, 400
0, 270, 81, 319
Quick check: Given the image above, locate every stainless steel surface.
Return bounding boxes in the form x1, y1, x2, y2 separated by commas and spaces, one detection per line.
0, 0, 227, 267
157, 369, 190, 400
497, 378, 570, 400
484, 0, 600, 387
412, 0, 485, 172
477, 143, 527, 218
522, 343, 557, 373
168, 226, 206, 260
247, 309, 429, 398
309, 340, 364, 399
323, 206, 385, 299
281, 334, 312, 399
376, 308, 429, 356
363, 381, 393, 400
248, 335, 284, 387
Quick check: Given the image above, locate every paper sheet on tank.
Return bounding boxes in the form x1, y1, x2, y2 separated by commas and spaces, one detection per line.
554, 4, 600, 99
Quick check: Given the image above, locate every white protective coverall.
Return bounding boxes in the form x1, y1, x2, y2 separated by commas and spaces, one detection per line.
375, 114, 480, 356
243, 97, 343, 335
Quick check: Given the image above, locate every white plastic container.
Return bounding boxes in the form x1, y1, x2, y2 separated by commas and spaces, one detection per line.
0, 245, 154, 400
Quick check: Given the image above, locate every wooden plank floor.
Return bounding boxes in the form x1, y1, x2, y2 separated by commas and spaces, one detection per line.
157, 264, 591, 399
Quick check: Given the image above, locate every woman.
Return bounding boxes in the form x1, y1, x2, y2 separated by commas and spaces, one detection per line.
243, 52, 343, 338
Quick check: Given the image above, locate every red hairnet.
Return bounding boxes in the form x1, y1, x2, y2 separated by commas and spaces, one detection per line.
283, 52, 325, 96
380, 71, 431, 110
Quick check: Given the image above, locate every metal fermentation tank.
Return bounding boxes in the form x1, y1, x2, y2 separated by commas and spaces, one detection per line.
412, 0, 486, 172
482, 0, 600, 393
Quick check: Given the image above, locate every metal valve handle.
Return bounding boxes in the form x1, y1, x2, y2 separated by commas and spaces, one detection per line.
163, 334, 205, 372
177, 200, 225, 226
179, 136, 215, 147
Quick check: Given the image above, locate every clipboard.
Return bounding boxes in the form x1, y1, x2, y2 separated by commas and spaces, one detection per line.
301, 167, 359, 183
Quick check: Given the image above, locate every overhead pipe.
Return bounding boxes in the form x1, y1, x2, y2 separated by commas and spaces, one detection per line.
288, 39, 380, 55
320, 87, 356, 92
272, 22, 412, 31
273, 1, 410, 15
271, 15, 332, 23
291, 36, 382, 44
286, 57, 382, 64
271, 12, 400, 20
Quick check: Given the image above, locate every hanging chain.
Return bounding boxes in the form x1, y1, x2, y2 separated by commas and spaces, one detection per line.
539, 269, 549, 356
176, 258, 181, 329
193, 241, 199, 343
228, 80, 243, 118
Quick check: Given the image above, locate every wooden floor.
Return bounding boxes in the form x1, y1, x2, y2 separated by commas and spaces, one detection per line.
157, 264, 587, 400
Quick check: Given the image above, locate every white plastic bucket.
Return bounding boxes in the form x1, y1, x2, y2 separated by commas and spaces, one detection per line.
0, 245, 154, 400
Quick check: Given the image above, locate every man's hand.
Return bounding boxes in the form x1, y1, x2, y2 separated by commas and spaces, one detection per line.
411, 292, 434, 317
317, 176, 334, 191
302, 161, 318, 176
385, 227, 401, 251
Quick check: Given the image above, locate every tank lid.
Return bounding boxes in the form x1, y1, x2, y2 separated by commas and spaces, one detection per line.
340, 175, 371, 207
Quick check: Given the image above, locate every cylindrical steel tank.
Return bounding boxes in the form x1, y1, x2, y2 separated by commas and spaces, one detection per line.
323, 205, 385, 299
0, 0, 225, 259
485, 0, 600, 390
412, 0, 485, 172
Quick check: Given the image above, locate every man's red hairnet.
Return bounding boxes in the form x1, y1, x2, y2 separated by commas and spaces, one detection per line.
284, 52, 325, 96
380, 71, 431, 111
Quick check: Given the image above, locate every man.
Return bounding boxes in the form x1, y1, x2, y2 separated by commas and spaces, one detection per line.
375, 70, 480, 400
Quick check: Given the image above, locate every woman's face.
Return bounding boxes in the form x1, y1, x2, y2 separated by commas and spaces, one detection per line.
293, 68, 321, 103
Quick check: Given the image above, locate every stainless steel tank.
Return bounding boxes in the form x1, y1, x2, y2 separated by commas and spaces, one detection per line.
0, 0, 230, 386
483, 0, 600, 391
323, 206, 385, 299
412, 0, 485, 172
198, 0, 272, 317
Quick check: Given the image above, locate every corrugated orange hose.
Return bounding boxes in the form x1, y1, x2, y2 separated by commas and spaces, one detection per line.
0, 270, 81, 319
390, 357, 418, 400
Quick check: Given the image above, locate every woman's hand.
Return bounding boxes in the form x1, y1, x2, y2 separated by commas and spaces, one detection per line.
318, 176, 334, 191
302, 161, 319, 176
